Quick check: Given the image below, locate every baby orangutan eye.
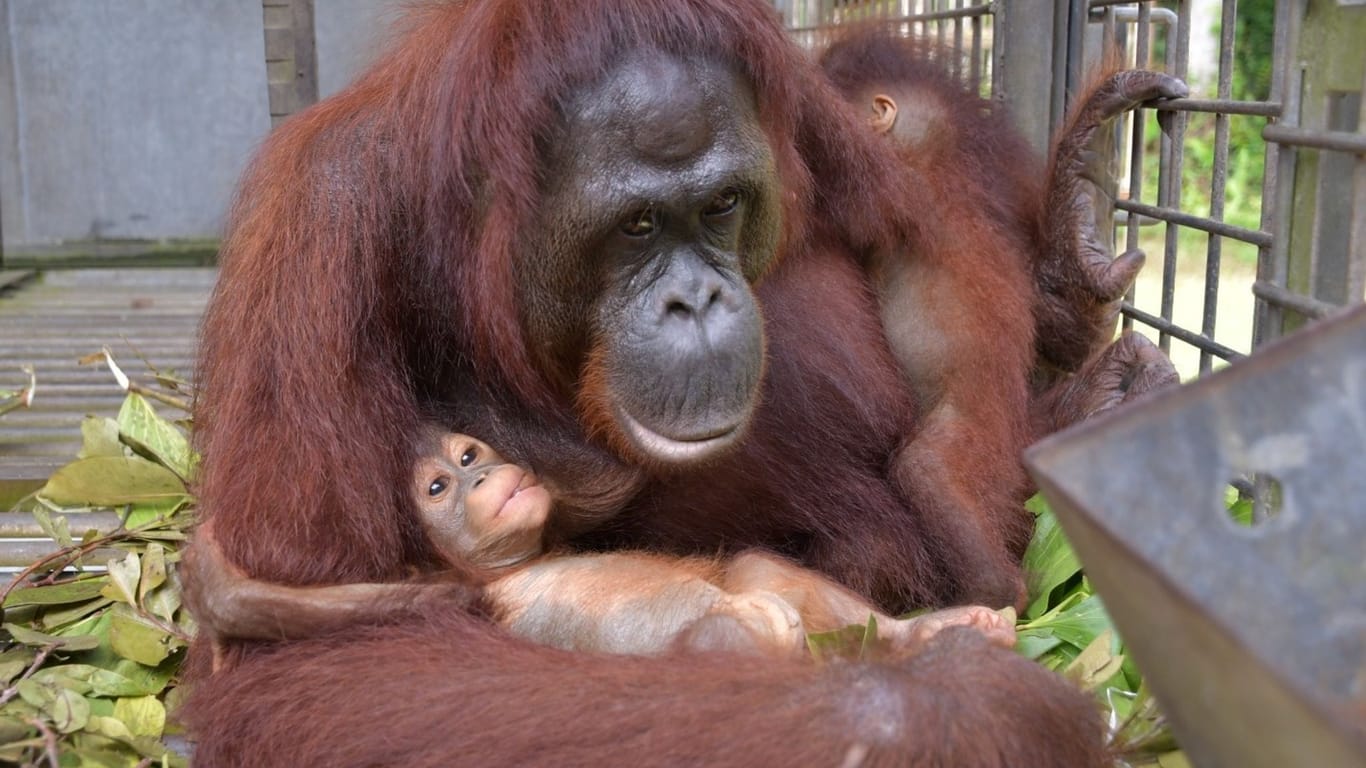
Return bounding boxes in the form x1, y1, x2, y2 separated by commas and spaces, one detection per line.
460, 448, 477, 467
428, 477, 449, 497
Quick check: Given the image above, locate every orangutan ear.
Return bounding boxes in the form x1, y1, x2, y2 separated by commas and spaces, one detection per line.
870, 94, 898, 135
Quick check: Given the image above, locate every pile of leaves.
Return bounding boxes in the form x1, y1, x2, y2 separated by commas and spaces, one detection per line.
1, 383, 1196, 766
2, 393, 195, 767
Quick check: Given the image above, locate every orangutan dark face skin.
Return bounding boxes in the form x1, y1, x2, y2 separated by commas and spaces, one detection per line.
517, 52, 783, 465
413, 431, 553, 569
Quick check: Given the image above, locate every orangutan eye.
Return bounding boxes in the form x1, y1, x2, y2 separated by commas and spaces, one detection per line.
703, 188, 739, 217
460, 447, 477, 467
621, 206, 657, 237
428, 477, 449, 497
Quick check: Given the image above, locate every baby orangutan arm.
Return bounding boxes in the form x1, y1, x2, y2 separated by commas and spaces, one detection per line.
182, 523, 480, 646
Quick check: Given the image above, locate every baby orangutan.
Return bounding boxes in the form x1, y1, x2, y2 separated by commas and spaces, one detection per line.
186, 430, 1015, 658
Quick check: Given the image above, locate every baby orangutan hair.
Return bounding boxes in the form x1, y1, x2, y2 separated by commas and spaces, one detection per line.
184, 430, 1016, 659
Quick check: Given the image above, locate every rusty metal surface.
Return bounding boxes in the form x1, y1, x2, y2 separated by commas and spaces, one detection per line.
1026, 303, 1366, 768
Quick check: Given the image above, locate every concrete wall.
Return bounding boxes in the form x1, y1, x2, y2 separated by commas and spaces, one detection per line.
0, 0, 408, 251
0, 0, 270, 247
315, 0, 406, 99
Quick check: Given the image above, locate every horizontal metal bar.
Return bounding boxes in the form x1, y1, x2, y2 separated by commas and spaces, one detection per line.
1262, 124, 1366, 154
1154, 98, 1283, 117
1120, 303, 1246, 360
787, 4, 993, 32
1115, 199, 1275, 247
1088, 0, 1159, 9
1097, 6, 1177, 27
1250, 281, 1343, 320
0, 511, 125, 539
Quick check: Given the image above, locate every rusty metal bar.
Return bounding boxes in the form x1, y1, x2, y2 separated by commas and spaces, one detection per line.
970, 6, 982, 92
1258, 0, 1306, 344
1156, 0, 1192, 356
1120, 303, 1246, 360
1120, 1, 1154, 333
1261, 124, 1366, 154
1197, 0, 1239, 374
1155, 98, 1283, 117
1087, 0, 1159, 9
1116, 199, 1275, 247
1250, 280, 1341, 320
953, 0, 964, 80
1250, 0, 1292, 346
786, 2, 991, 32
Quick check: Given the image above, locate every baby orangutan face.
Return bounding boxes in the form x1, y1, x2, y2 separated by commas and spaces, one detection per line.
412, 431, 553, 569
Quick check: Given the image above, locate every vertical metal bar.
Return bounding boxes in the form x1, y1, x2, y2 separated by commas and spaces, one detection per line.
998, 0, 1059, 152
1158, 0, 1192, 355
1353, 68, 1366, 302
1251, 0, 1291, 347
1122, 2, 1154, 333
936, 0, 947, 53
970, 5, 982, 93
1050, 0, 1070, 133
1198, 0, 1238, 373
953, 0, 963, 79
1259, 0, 1306, 346
1064, 0, 1088, 115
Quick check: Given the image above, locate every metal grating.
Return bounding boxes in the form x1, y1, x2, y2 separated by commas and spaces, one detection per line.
0, 269, 211, 507
778, 0, 999, 97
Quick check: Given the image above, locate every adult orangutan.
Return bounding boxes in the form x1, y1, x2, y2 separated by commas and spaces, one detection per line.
184, 1, 1171, 764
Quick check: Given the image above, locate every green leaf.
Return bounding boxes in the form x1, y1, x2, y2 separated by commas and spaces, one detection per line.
144, 583, 182, 626
806, 621, 874, 662
0, 647, 35, 684
31, 505, 75, 550
3, 623, 101, 651
31, 664, 95, 695
30, 597, 115, 633
1022, 494, 1083, 619
859, 614, 879, 658
123, 497, 188, 529
86, 714, 135, 741
1156, 752, 1192, 768
1014, 629, 1064, 660
117, 394, 194, 481
112, 695, 165, 738
1064, 630, 1126, 691
50, 686, 92, 733
78, 417, 126, 460
101, 553, 141, 606
0, 715, 33, 743
88, 658, 176, 698
15, 678, 91, 734
87, 696, 115, 718
4, 578, 108, 608
1036, 594, 1113, 650
108, 606, 179, 667
15, 677, 53, 709
1227, 497, 1254, 527
40, 456, 187, 508
137, 544, 167, 604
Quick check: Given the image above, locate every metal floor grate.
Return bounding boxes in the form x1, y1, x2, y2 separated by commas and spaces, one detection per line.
0, 268, 213, 505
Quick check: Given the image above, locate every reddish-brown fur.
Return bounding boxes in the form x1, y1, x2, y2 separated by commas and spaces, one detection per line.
186, 1, 1109, 763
